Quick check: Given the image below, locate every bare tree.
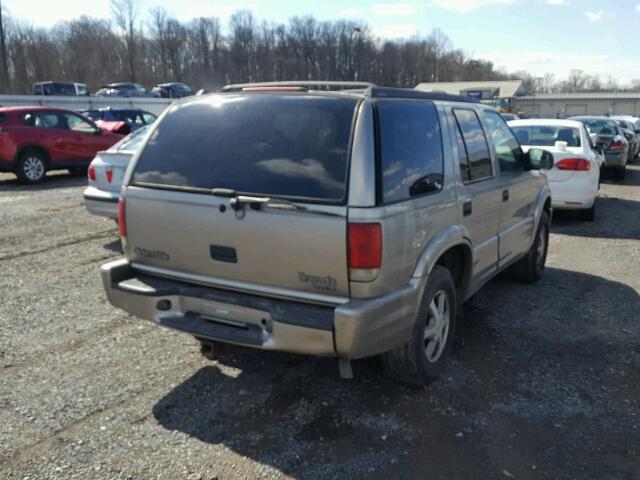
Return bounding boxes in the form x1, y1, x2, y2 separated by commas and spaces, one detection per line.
111, 0, 139, 82
0, 0, 9, 91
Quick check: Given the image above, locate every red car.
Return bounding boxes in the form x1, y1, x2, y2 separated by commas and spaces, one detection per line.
0, 106, 122, 184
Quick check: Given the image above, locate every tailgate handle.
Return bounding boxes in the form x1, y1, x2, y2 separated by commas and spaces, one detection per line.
210, 245, 238, 263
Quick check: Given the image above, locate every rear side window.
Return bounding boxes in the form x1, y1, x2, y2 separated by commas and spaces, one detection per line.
132, 95, 357, 202
377, 100, 444, 204
453, 109, 492, 181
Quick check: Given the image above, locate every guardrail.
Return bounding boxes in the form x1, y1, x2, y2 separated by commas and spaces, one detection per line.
0, 95, 173, 115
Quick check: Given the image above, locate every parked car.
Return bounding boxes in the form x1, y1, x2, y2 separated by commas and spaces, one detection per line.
95, 83, 153, 97
81, 108, 157, 134
151, 82, 196, 98
0, 106, 121, 184
84, 125, 151, 219
509, 119, 602, 221
610, 116, 640, 161
32, 81, 89, 96
100, 86, 554, 385
570, 116, 629, 180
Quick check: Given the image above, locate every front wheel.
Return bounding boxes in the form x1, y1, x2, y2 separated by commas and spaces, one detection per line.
383, 266, 457, 386
511, 211, 549, 284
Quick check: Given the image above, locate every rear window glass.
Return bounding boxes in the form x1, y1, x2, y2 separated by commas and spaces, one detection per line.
511, 125, 582, 147
578, 119, 619, 135
114, 125, 150, 151
132, 95, 357, 202
377, 100, 444, 204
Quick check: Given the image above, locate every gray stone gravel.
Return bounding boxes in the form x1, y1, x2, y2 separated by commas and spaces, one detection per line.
0, 166, 639, 479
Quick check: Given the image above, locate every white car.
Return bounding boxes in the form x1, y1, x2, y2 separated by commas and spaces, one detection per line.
83, 125, 151, 219
509, 119, 602, 221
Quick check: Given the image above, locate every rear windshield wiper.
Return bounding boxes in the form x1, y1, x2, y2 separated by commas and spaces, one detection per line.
211, 189, 342, 217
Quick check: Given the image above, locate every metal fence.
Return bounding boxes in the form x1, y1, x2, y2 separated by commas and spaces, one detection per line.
0, 95, 173, 115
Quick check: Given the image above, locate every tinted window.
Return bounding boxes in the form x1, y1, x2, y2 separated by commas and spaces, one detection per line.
453, 109, 492, 180
578, 119, 619, 135
377, 100, 444, 203
132, 95, 357, 202
454, 124, 471, 182
510, 125, 581, 147
484, 111, 525, 175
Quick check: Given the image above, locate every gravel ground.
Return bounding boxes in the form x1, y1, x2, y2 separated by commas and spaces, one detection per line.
0, 167, 639, 480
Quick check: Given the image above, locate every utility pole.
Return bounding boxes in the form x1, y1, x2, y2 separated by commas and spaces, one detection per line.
0, 0, 10, 92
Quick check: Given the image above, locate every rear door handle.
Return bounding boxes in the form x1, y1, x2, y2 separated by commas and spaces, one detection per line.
502, 189, 509, 202
462, 200, 472, 217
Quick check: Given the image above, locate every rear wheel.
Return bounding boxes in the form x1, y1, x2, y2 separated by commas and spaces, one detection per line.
578, 200, 596, 222
16, 150, 47, 184
512, 211, 549, 284
615, 165, 626, 181
383, 266, 457, 386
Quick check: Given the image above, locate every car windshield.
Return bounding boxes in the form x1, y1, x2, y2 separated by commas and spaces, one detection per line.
579, 119, 619, 135
511, 125, 582, 147
132, 94, 357, 202
112, 125, 151, 151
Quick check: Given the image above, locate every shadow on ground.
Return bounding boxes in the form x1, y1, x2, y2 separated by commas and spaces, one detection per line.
152, 267, 640, 479
552, 196, 640, 240
0, 170, 86, 192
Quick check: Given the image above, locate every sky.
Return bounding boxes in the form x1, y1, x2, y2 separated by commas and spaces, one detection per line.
4, 0, 640, 84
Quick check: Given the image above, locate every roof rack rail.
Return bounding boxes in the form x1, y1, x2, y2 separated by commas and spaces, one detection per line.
221, 80, 376, 92
365, 86, 481, 104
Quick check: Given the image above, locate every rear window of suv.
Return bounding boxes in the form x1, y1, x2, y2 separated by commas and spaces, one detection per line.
131, 94, 357, 202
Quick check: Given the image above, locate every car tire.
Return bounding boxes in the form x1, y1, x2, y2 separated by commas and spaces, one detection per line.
16, 150, 47, 184
512, 210, 549, 284
579, 201, 596, 222
615, 166, 626, 181
383, 266, 457, 386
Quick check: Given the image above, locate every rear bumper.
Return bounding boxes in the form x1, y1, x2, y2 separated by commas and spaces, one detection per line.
84, 186, 118, 218
549, 177, 598, 210
604, 152, 627, 167
101, 259, 420, 359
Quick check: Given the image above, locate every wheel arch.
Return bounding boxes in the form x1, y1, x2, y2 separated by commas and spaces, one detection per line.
412, 225, 474, 304
14, 144, 51, 167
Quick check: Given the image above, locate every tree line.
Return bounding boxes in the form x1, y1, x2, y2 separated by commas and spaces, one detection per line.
0, 0, 635, 95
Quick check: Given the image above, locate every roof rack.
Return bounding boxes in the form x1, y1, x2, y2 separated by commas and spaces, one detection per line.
365, 86, 481, 103
221, 80, 376, 92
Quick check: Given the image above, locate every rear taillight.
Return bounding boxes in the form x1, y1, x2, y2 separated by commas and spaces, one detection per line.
105, 167, 113, 183
348, 223, 382, 271
610, 140, 625, 151
555, 158, 590, 171
88, 164, 96, 181
117, 198, 126, 238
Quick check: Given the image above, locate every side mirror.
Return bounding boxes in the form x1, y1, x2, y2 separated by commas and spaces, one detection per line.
93, 126, 102, 135
589, 133, 599, 145
527, 148, 554, 170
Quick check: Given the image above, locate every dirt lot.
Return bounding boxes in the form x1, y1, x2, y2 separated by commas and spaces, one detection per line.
0, 167, 639, 480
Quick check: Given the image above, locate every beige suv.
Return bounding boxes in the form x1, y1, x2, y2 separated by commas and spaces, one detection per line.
101, 85, 554, 385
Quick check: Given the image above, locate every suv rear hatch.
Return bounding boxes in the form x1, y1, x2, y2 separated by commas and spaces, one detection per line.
122, 93, 358, 303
